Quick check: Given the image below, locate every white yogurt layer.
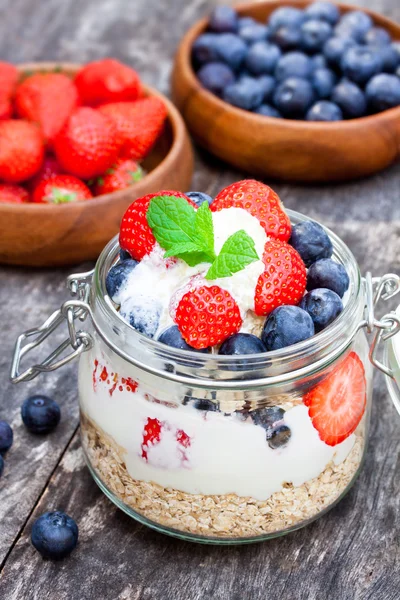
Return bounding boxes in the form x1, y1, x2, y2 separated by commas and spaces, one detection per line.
114, 208, 268, 337
79, 350, 355, 501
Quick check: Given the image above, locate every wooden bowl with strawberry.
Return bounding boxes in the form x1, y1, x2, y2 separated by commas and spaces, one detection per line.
0, 61, 193, 267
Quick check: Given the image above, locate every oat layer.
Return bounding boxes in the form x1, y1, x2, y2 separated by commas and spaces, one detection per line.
81, 412, 364, 540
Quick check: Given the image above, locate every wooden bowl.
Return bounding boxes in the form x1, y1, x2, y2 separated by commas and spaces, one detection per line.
172, 0, 400, 183
0, 63, 194, 267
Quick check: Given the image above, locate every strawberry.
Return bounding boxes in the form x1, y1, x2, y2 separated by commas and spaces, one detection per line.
303, 352, 366, 447
0, 62, 18, 119
0, 98, 12, 120
32, 175, 92, 204
0, 183, 29, 203
53, 107, 120, 179
211, 180, 291, 242
174, 284, 242, 349
94, 158, 143, 196
254, 239, 306, 316
141, 417, 162, 460
15, 73, 79, 144
0, 120, 44, 183
27, 155, 65, 192
119, 190, 195, 261
99, 97, 167, 160
75, 58, 141, 106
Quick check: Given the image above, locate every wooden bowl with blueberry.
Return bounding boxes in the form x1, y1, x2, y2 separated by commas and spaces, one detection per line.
0, 61, 193, 267
172, 1, 400, 182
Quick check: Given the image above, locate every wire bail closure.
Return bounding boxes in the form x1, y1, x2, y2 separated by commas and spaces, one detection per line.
10, 270, 94, 384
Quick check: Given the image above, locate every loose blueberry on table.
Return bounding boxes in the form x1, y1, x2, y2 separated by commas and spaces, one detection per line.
191, 2, 400, 119
21, 395, 61, 434
31, 511, 79, 560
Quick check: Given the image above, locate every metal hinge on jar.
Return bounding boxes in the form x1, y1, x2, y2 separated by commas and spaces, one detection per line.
10, 270, 94, 384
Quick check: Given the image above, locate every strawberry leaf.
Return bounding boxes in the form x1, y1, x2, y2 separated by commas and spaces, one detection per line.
205, 230, 259, 280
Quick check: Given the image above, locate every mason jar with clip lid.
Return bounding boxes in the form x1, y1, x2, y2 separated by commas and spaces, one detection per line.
10, 209, 400, 544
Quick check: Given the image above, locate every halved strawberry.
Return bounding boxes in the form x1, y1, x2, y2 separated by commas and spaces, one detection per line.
254, 239, 307, 316
119, 190, 195, 261
211, 180, 291, 242
303, 352, 366, 447
141, 417, 162, 460
174, 284, 242, 349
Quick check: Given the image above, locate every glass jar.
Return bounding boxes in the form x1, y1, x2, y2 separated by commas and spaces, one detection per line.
11, 210, 400, 545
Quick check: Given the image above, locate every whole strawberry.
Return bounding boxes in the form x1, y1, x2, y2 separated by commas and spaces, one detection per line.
99, 97, 167, 160
254, 239, 306, 316
75, 59, 141, 106
119, 191, 195, 261
27, 155, 65, 192
0, 183, 29, 203
211, 180, 291, 242
53, 107, 120, 179
175, 284, 242, 349
33, 175, 92, 204
15, 73, 79, 144
0, 120, 44, 183
0, 62, 18, 120
94, 158, 143, 196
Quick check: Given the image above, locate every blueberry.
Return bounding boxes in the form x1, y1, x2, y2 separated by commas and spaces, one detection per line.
158, 325, 209, 352
219, 333, 267, 355
106, 259, 138, 300
290, 221, 333, 266
0, 421, 13, 454
366, 73, 400, 112
300, 288, 343, 332
121, 301, 161, 338
301, 19, 333, 54
209, 5, 238, 33
378, 45, 399, 73
31, 511, 78, 560
0, 455, 3, 477
392, 42, 400, 62
341, 46, 383, 86
336, 11, 372, 42
275, 51, 313, 81
273, 77, 315, 119
311, 53, 328, 69
270, 25, 302, 51
255, 74, 275, 102
255, 104, 281, 118
245, 41, 282, 75
238, 17, 257, 30
268, 7, 305, 32
307, 258, 350, 298
239, 23, 269, 45
305, 2, 340, 26
185, 191, 213, 207
223, 78, 264, 110
192, 33, 219, 68
363, 26, 392, 46
215, 33, 248, 70
250, 406, 291, 448
331, 81, 366, 118
323, 36, 356, 68
21, 395, 61, 434
312, 68, 336, 98
197, 62, 235, 95
183, 396, 218, 411
261, 306, 315, 351
119, 248, 131, 261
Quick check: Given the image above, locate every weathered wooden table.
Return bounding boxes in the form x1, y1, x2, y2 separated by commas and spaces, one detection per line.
1, 0, 400, 598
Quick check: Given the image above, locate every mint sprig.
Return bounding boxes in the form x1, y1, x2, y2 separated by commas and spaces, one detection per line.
147, 195, 259, 278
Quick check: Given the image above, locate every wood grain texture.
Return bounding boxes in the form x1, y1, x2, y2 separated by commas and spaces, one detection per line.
0, 0, 400, 598
172, 0, 400, 183
0, 65, 193, 267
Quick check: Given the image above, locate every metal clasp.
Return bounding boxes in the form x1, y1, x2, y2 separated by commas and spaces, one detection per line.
361, 272, 400, 378
10, 270, 94, 384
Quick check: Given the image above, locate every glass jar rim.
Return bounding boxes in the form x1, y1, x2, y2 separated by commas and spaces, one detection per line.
89, 209, 363, 388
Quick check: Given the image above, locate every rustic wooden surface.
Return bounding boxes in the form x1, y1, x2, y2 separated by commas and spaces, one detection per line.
0, 0, 400, 598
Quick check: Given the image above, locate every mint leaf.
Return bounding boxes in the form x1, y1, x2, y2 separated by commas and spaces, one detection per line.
147, 195, 198, 252
164, 242, 201, 258
194, 202, 215, 260
175, 251, 214, 267
205, 230, 259, 280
